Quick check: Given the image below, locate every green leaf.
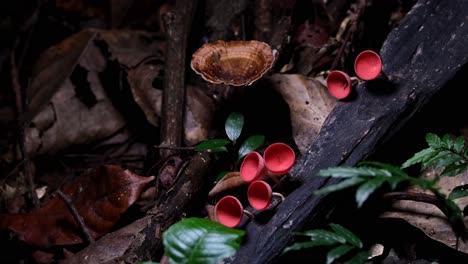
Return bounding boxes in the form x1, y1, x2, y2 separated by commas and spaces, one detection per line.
344, 251, 369, 264
194, 139, 230, 152
327, 245, 353, 264
163, 218, 244, 264
301, 230, 346, 244
434, 154, 463, 169
329, 224, 362, 248
238, 135, 265, 159
426, 133, 442, 149
421, 150, 453, 170
401, 147, 435, 169
318, 167, 391, 178
449, 184, 468, 200
283, 240, 334, 254
355, 177, 386, 207
359, 161, 408, 178
314, 177, 365, 196
441, 134, 453, 149
225, 112, 244, 142
442, 163, 468, 176
454, 136, 465, 153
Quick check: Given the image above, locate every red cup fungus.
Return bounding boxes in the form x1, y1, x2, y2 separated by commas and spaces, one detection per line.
263, 143, 296, 175
215, 195, 245, 228
240, 151, 267, 182
326, 70, 352, 100
354, 50, 383, 81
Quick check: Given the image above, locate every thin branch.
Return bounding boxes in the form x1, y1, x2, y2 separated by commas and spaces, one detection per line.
56, 190, 95, 244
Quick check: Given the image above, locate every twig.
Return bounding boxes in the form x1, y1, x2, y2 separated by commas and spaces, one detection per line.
330, 0, 366, 71
153, 145, 194, 151
56, 190, 95, 244
159, 0, 198, 158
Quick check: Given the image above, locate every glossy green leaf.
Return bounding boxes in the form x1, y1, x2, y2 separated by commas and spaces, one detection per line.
355, 177, 386, 208
401, 147, 434, 169
314, 177, 365, 196
225, 112, 244, 142
449, 184, 468, 200
360, 161, 408, 179
454, 136, 465, 153
194, 139, 230, 152
343, 251, 369, 264
326, 245, 353, 264
238, 135, 265, 159
426, 133, 442, 149
329, 224, 362, 248
163, 218, 244, 264
434, 154, 463, 169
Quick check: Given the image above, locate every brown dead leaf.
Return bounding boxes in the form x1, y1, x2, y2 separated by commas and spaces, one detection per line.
382, 168, 468, 253
26, 29, 165, 156
0, 165, 154, 248
268, 74, 337, 153
208, 172, 246, 197
184, 85, 216, 146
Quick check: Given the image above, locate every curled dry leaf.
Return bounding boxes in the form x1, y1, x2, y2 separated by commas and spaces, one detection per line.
0, 165, 154, 248
268, 74, 337, 153
184, 85, 216, 146
208, 172, 246, 197
382, 169, 468, 253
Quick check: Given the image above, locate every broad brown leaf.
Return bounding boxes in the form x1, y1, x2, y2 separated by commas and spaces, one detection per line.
208, 172, 245, 197
268, 74, 337, 153
0, 165, 154, 248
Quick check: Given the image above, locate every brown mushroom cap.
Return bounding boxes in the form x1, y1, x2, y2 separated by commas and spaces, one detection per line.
190, 40, 275, 86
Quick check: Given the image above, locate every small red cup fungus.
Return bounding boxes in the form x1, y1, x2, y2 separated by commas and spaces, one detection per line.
215, 195, 252, 228
326, 70, 352, 100
263, 143, 295, 175
240, 151, 267, 182
247, 180, 284, 210
354, 50, 383, 81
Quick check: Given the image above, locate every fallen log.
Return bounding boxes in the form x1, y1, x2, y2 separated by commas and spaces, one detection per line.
228, 0, 468, 263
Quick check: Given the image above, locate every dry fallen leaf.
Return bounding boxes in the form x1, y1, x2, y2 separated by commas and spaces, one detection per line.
208, 172, 246, 197
0, 165, 154, 248
26, 29, 165, 156
268, 74, 337, 153
382, 168, 468, 253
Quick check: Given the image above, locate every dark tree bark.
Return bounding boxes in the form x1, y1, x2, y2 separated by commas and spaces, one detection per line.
228, 0, 468, 263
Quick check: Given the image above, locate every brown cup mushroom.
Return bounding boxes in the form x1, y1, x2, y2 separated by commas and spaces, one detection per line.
191, 40, 275, 86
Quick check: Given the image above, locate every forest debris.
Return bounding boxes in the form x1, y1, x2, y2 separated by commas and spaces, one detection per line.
382, 169, 468, 253
268, 74, 336, 153
0, 165, 154, 248
184, 85, 215, 146
26, 29, 165, 156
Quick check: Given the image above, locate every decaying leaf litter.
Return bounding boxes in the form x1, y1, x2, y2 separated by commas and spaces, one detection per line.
2, 0, 467, 263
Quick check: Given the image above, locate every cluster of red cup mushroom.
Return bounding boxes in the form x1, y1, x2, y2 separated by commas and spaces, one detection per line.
326, 50, 383, 100
214, 143, 296, 228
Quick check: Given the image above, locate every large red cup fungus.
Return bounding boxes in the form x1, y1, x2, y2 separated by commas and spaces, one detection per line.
326, 70, 352, 100
248, 180, 273, 210
240, 151, 267, 182
354, 50, 382, 80
215, 195, 245, 228
263, 143, 295, 175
